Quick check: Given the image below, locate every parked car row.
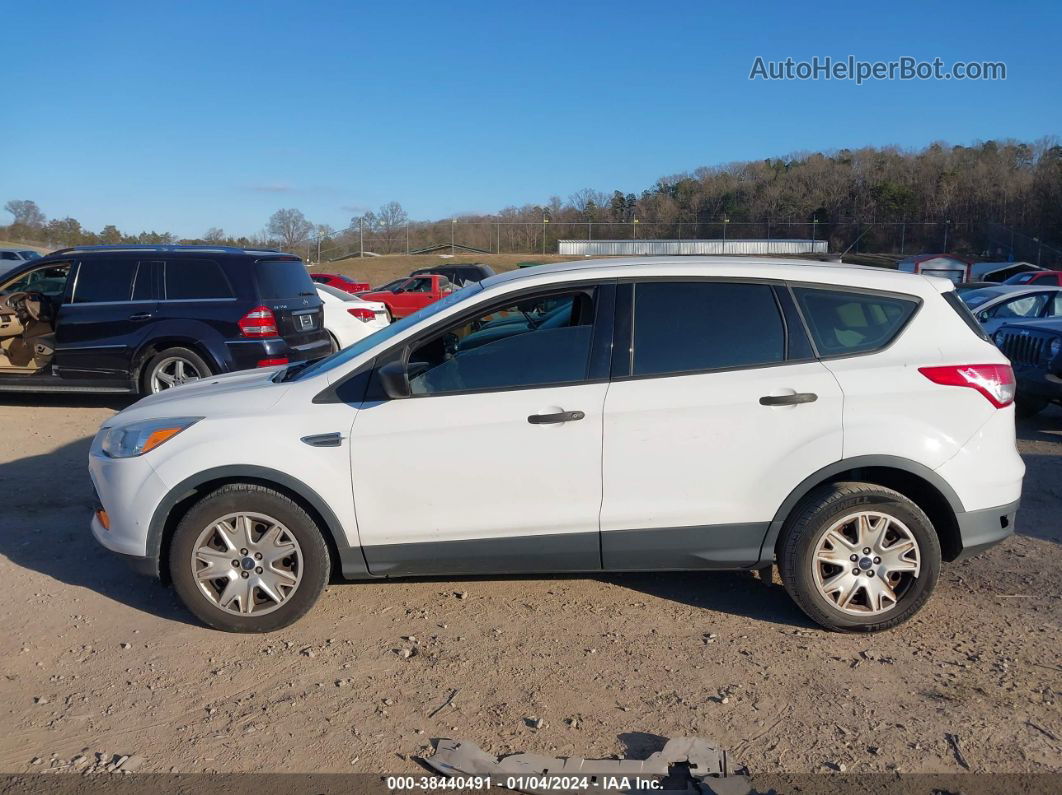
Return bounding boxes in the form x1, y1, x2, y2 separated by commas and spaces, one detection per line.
957, 282, 1062, 416
310, 263, 497, 321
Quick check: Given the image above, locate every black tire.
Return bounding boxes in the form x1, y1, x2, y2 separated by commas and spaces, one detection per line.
169, 483, 331, 633
778, 482, 941, 633
1015, 394, 1048, 419
141, 346, 213, 394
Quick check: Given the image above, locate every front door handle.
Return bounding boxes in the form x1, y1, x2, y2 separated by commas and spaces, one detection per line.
128, 312, 152, 322
759, 393, 818, 406
528, 410, 585, 425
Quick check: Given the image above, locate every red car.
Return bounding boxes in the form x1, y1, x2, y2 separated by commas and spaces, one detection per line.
358, 274, 454, 319
310, 273, 371, 293
1003, 270, 1062, 286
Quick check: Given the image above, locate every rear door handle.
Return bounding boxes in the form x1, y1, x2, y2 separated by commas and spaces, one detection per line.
528, 410, 585, 424
128, 312, 152, 322
759, 393, 818, 406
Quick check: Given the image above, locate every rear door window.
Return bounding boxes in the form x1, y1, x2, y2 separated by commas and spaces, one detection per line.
793, 287, 918, 356
165, 259, 233, 299
72, 259, 137, 303
631, 281, 785, 376
255, 258, 316, 299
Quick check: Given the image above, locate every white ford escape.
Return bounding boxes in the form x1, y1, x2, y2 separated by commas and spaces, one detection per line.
88, 257, 1024, 633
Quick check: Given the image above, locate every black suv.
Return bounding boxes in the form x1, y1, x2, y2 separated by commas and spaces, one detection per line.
409, 263, 495, 287
0, 245, 329, 394
994, 318, 1062, 417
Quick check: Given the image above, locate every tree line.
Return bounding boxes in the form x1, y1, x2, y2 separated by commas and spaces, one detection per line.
4, 138, 1061, 260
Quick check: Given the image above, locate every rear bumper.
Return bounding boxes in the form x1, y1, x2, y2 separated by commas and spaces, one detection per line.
952, 499, 1019, 561
224, 333, 331, 370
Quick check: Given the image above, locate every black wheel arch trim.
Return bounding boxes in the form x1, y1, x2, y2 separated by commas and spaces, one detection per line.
757, 455, 966, 565
146, 465, 371, 580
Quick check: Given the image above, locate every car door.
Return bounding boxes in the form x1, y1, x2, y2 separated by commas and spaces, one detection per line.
980, 292, 1051, 334
388, 276, 435, 317
349, 282, 615, 575
599, 280, 843, 569
54, 258, 160, 380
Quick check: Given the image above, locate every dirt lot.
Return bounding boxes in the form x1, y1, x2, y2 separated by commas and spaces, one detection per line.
0, 397, 1059, 778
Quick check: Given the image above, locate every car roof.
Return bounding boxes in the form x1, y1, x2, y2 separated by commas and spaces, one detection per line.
998, 317, 1062, 331
480, 256, 956, 295
43, 244, 290, 259
967, 284, 1060, 299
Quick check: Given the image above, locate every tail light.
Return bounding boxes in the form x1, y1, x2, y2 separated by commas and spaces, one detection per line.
239, 306, 278, 338
918, 364, 1015, 408
257, 357, 289, 368
347, 307, 376, 322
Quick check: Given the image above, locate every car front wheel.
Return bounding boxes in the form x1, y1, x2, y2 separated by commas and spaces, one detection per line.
169, 484, 331, 632
778, 482, 941, 632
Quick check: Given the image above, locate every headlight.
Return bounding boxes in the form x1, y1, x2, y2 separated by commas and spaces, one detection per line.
1050, 337, 1062, 360
993, 330, 1005, 346
101, 417, 202, 458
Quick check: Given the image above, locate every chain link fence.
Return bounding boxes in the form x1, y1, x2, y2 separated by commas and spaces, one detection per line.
304, 219, 1059, 266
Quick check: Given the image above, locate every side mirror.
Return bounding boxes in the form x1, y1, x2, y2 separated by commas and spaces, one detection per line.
977, 311, 989, 322
377, 360, 411, 399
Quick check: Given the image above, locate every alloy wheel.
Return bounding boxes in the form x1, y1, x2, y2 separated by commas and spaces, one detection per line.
150, 356, 203, 392
190, 512, 304, 616
811, 511, 921, 616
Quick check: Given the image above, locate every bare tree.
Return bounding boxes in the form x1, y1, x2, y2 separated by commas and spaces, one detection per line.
204, 227, 226, 243
266, 208, 314, 251
4, 199, 46, 228
376, 201, 408, 253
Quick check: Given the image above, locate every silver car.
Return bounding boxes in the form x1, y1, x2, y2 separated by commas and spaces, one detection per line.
960, 285, 1062, 334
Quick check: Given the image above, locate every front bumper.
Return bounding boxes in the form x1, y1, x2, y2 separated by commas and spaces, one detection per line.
952, 499, 1019, 561
88, 436, 171, 577
91, 511, 158, 576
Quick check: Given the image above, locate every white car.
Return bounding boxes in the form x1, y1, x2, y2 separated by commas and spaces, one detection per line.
958, 284, 1062, 334
88, 257, 1024, 633
316, 284, 389, 350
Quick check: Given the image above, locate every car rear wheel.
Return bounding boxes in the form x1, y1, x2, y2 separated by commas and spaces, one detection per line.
142, 346, 212, 394
169, 484, 331, 632
778, 482, 941, 632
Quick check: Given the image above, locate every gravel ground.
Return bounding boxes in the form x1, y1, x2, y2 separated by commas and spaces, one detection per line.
0, 396, 1058, 777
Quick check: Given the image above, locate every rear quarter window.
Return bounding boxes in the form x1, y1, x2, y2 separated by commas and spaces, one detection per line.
793, 287, 919, 356
165, 259, 233, 299
255, 258, 316, 299
942, 291, 991, 341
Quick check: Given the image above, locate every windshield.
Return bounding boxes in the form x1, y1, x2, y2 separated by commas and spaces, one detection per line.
316, 283, 353, 301
1004, 273, 1036, 284
960, 288, 1006, 308
288, 281, 484, 381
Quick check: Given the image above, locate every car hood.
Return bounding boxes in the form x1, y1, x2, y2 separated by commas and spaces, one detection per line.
113, 367, 288, 423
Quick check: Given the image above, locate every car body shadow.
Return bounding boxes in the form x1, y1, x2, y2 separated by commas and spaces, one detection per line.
1015, 404, 1062, 545
0, 393, 137, 411
0, 433, 195, 626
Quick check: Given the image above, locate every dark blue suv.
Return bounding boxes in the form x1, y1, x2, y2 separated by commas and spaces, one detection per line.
0, 245, 329, 394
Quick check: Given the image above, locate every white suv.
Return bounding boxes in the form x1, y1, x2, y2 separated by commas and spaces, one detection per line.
88, 258, 1024, 633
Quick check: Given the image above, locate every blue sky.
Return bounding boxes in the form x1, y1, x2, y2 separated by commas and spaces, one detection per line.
3, 0, 1060, 238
